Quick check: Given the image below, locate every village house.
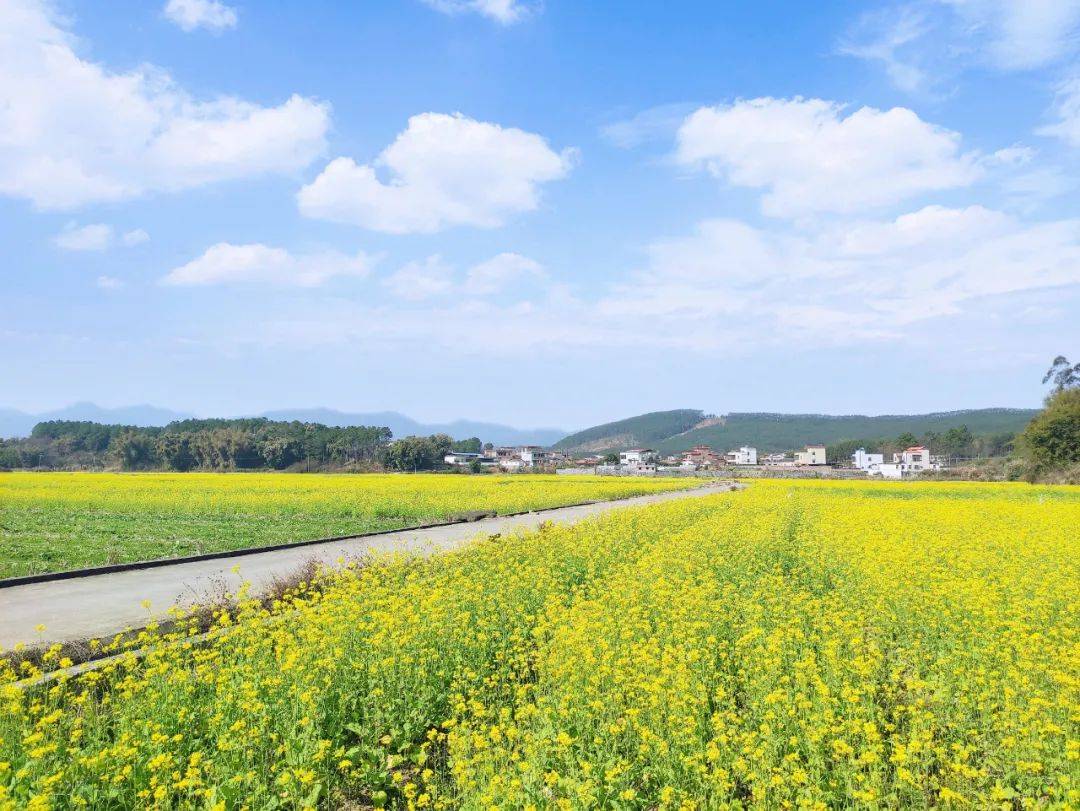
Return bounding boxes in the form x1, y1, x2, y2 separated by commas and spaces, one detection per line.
724, 446, 758, 466
490, 446, 558, 471
868, 446, 944, 478
893, 446, 939, 472
681, 444, 723, 469
794, 445, 827, 465
519, 446, 552, 467
609, 448, 655, 474
443, 451, 483, 466
851, 448, 884, 471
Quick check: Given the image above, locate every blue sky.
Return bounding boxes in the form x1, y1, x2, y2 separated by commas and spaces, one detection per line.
2, 0, 1079, 429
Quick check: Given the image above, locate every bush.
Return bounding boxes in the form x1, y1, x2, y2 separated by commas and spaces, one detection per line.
1019, 388, 1080, 479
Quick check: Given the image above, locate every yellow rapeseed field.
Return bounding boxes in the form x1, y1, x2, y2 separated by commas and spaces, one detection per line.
0, 472, 697, 576
1, 479, 1077, 809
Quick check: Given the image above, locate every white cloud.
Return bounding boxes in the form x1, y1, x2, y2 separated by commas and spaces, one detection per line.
381, 252, 548, 300
419, 0, 532, 24
977, 145, 1069, 207
298, 112, 574, 233
162, 243, 373, 287
53, 223, 149, 250
1037, 78, 1080, 147
382, 256, 456, 301
121, 228, 150, 246
841, 1, 1080, 92
675, 97, 981, 218
838, 7, 934, 94
53, 223, 113, 251
597, 206, 1080, 347
96, 275, 124, 289
1000, 166, 1073, 207
600, 103, 698, 149
0, 0, 329, 209
985, 145, 1035, 167
218, 205, 1080, 357
942, 0, 1080, 71
464, 252, 546, 295
163, 0, 238, 33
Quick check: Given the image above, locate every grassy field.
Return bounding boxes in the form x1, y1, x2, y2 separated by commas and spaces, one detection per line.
0, 472, 697, 578
2, 479, 1077, 809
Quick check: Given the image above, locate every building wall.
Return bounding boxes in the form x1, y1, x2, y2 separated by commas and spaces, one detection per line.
852, 449, 884, 470
795, 447, 827, 465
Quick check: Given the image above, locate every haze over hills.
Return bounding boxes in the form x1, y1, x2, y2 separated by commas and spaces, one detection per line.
0, 403, 566, 447
258, 408, 565, 447
554, 409, 1041, 455
0, 402, 193, 439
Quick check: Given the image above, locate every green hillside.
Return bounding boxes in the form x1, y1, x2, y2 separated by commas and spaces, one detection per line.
555, 408, 1039, 455
552, 409, 708, 452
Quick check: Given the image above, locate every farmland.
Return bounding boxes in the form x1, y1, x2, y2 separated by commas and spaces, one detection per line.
0, 473, 697, 578
2, 479, 1077, 808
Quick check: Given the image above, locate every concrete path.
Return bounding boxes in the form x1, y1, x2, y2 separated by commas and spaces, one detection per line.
0, 483, 732, 651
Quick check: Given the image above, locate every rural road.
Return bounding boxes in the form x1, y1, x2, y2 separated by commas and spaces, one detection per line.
0, 483, 733, 651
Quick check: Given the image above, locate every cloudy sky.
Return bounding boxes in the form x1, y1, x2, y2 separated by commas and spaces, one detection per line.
2, 0, 1079, 429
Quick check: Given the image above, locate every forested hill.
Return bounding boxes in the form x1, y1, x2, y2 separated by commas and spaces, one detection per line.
0, 418, 483, 472
0, 404, 564, 446
554, 408, 1039, 454
551, 410, 711, 453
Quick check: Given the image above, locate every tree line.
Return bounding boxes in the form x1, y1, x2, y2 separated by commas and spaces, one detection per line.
824, 354, 1078, 483
825, 425, 1014, 465
0, 418, 484, 472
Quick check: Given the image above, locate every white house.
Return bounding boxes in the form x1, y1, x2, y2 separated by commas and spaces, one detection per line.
444, 451, 483, 466
724, 446, 758, 465
893, 446, 938, 472
876, 463, 904, 479
869, 446, 943, 478
492, 446, 556, 470
795, 445, 827, 466
851, 448, 884, 471
619, 448, 658, 465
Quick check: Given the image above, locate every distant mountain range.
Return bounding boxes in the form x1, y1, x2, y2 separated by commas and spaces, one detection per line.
0, 402, 567, 447
258, 408, 566, 447
0, 402, 192, 439
3, 403, 1043, 453
554, 408, 1041, 455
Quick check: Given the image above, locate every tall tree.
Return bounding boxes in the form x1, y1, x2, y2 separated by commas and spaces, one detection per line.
896, 432, 918, 448
1043, 356, 1080, 392
941, 425, 974, 456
